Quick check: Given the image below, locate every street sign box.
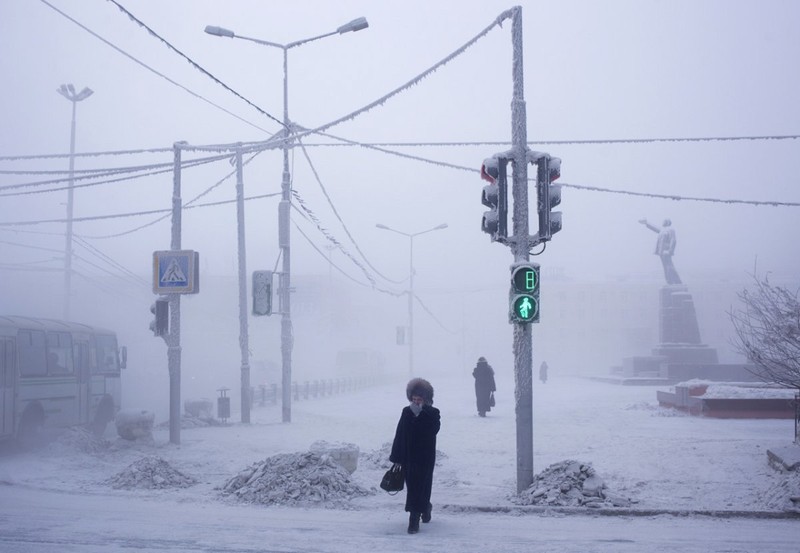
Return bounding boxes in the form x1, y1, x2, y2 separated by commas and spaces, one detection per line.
153, 250, 199, 294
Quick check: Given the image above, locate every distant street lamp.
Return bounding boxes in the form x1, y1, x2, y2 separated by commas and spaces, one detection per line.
57, 83, 93, 321
205, 17, 368, 423
375, 222, 448, 376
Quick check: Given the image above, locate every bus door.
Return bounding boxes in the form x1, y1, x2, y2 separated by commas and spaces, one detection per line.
0, 339, 15, 440
73, 341, 91, 425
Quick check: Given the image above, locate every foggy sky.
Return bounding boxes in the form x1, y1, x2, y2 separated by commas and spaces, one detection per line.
1, 0, 799, 416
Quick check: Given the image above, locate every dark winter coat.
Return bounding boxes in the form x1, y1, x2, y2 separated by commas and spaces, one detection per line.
390, 378, 440, 513
472, 360, 496, 414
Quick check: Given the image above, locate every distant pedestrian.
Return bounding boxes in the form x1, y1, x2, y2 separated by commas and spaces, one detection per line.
472, 356, 496, 417
539, 361, 548, 384
390, 378, 441, 534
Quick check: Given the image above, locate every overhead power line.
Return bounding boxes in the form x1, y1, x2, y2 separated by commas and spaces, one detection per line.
104, 0, 285, 128
37, 0, 275, 134
299, 135, 800, 147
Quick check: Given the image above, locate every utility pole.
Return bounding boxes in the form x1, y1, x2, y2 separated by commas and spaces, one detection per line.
508, 6, 534, 494
167, 142, 184, 445
235, 147, 251, 423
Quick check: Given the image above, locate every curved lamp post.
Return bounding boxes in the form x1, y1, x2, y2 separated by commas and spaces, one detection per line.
376, 222, 448, 376
205, 17, 368, 423
57, 84, 93, 321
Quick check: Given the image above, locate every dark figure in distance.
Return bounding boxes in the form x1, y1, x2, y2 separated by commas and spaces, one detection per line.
390, 378, 440, 534
539, 361, 548, 384
472, 356, 496, 417
639, 218, 682, 285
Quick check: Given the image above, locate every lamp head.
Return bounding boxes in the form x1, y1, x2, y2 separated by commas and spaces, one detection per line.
337, 17, 368, 34
205, 25, 235, 38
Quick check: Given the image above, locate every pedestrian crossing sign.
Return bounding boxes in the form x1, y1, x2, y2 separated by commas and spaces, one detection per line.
153, 250, 199, 294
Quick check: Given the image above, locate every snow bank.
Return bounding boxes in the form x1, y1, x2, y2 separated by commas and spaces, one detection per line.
48, 427, 110, 455
221, 451, 373, 508
105, 456, 198, 490
514, 460, 634, 508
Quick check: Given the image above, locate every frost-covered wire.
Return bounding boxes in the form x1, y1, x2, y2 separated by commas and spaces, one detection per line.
413, 294, 456, 335
296, 134, 800, 148
80, 150, 268, 238
0, 146, 173, 162
290, 191, 386, 290
560, 182, 800, 207
0, 154, 231, 196
291, 218, 404, 298
38, 0, 275, 134
295, 137, 404, 285
292, 10, 514, 140
104, 0, 284, 128
73, 236, 149, 285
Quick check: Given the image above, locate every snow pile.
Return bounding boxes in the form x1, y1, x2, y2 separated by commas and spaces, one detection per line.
105, 456, 197, 490
625, 401, 689, 417
514, 460, 633, 508
702, 384, 796, 399
221, 451, 372, 507
762, 470, 800, 512
48, 427, 110, 455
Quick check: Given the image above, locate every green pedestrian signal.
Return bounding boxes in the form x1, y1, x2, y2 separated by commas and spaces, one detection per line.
509, 263, 540, 323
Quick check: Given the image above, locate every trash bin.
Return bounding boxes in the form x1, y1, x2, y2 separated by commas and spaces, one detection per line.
217, 388, 230, 422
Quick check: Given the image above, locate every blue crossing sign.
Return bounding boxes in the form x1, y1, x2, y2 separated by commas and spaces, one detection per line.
153, 250, 199, 294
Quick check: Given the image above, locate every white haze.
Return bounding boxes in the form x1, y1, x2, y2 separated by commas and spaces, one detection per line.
1, 0, 799, 421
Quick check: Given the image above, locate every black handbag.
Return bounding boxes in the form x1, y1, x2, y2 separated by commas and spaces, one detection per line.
380, 466, 404, 494
489, 392, 496, 407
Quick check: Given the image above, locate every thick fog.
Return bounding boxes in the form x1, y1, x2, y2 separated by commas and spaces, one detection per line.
1, 0, 799, 420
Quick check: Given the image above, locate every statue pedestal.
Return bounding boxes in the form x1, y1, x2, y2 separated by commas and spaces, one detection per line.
617, 285, 724, 382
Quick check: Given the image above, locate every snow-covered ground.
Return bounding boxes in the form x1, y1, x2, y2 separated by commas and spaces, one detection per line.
1, 374, 798, 552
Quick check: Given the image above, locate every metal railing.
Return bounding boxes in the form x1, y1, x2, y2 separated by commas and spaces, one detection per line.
251, 375, 381, 407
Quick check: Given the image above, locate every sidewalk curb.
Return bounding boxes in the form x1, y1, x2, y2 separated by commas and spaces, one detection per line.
439, 503, 800, 520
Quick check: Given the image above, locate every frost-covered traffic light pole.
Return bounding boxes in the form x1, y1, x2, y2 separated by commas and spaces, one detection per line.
478, 6, 563, 494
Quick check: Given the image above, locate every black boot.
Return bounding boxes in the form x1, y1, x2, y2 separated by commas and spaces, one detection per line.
407, 512, 420, 534
421, 503, 432, 523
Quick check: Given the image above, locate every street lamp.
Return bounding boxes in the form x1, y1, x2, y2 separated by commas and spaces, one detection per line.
375, 222, 448, 376
57, 83, 93, 321
205, 17, 368, 423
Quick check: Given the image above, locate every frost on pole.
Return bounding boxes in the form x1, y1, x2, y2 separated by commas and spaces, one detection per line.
252, 270, 273, 316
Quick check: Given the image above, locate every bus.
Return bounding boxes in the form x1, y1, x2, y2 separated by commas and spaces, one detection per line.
0, 316, 127, 447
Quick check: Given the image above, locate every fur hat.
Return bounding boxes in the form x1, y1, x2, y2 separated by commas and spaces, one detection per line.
478, 356, 487, 362
406, 378, 434, 405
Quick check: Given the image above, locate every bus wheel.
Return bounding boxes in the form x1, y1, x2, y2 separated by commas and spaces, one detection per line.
17, 410, 44, 450
90, 396, 114, 437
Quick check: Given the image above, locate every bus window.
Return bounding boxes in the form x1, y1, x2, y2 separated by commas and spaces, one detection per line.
73, 342, 90, 382
46, 331, 73, 375
0, 341, 5, 386
94, 335, 119, 374
5, 340, 14, 387
18, 330, 47, 377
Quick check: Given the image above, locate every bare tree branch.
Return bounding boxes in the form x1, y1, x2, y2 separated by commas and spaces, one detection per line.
729, 274, 800, 390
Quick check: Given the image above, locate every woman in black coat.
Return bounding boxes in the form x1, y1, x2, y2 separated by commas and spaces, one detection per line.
390, 378, 440, 534
472, 356, 496, 417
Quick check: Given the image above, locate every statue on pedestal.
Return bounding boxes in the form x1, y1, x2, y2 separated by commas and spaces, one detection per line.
639, 218, 682, 285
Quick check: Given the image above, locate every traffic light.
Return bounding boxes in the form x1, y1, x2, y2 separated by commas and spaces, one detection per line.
536, 155, 562, 242
252, 270, 273, 316
149, 297, 169, 336
480, 156, 508, 241
509, 263, 540, 323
